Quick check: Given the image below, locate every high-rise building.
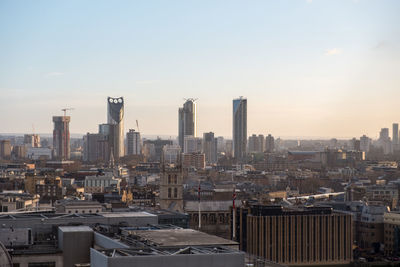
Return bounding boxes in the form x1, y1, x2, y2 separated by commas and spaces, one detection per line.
248, 134, 264, 153
232, 97, 247, 163
379, 128, 392, 155
52, 116, 70, 160
0, 140, 12, 159
202, 132, 217, 164
183, 136, 202, 154
393, 123, 399, 151
83, 132, 108, 162
107, 97, 124, 159
360, 135, 371, 153
23, 134, 40, 148
178, 99, 197, 151
265, 134, 275, 153
126, 129, 141, 155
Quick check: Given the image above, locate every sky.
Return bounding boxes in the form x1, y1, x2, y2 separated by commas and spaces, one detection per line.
1, 0, 400, 139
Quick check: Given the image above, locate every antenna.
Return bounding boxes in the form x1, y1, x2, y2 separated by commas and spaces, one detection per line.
61, 108, 74, 116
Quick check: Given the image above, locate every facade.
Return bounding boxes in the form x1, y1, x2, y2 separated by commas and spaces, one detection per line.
234, 205, 353, 266
379, 128, 392, 154
162, 144, 181, 164
384, 212, 400, 256
55, 200, 103, 214
265, 134, 275, 153
358, 205, 387, 251
107, 97, 124, 159
248, 134, 264, 153
202, 132, 217, 164
52, 116, 71, 160
159, 156, 184, 212
360, 135, 371, 153
393, 123, 399, 151
84, 173, 121, 194
23, 134, 40, 148
182, 153, 206, 170
178, 99, 197, 151
126, 129, 141, 155
83, 132, 108, 163
0, 140, 12, 159
233, 97, 247, 163
184, 136, 202, 153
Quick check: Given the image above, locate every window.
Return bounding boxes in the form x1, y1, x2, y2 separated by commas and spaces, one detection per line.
168, 188, 171, 198
174, 188, 178, 198
168, 175, 171, 184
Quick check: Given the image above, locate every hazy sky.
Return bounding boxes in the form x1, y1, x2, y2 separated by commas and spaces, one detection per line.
1, 0, 399, 139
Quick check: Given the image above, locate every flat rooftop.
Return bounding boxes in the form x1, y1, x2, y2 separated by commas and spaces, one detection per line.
130, 229, 238, 247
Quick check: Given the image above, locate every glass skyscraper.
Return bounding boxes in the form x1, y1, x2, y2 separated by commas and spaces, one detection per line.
233, 97, 247, 163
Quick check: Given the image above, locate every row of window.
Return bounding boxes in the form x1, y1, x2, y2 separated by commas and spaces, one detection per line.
168, 188, 178, 198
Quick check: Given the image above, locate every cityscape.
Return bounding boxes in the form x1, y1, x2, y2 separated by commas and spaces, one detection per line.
1, 1, 400, 267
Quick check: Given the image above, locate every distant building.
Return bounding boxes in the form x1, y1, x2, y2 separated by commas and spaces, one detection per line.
12, 145, 26, 159
143, 138, 173, 161
24, 134, 41, 148
107, 97, 124, 159
265, 134, 275, 153
0, 140, 12, 159
84, 172, 121, 194
55, 199, 103, 214
126, 129, 141, 155
162, 144, 181, 164
233, 97, 247, 163
184, 135, 202, 153
360, 135, 371, 153
393, 123, 399, 151
26, 147, 52, 160
379, 128, 392, 154
248, 134, 264, 153
52, 116, 71, 160
182, 153, 206, 170
202, 132, 217, 164
83, 132, 108, 163
178, 99, 197, 151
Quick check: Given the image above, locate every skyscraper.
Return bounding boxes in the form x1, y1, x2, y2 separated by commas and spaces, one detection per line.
178, 99, 197, 151
233, 97, 247, 163
126, 129, 141, 155
107, 97, 124, 159
393, 123, 399, 151
265, 134, 275, 153
52, 116, 70, 160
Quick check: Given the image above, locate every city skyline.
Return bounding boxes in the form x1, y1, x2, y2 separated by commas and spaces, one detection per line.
1, 0, 400, 138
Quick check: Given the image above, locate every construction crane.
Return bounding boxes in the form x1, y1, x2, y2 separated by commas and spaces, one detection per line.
136, 120, 140, 132
61, 108, 74, 116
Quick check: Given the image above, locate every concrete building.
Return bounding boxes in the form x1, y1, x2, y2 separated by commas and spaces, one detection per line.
393, 123, 399, 151
162, 144, 181, 164
233, 97, 247, 163
83, 132, 108, 163
384, 212, 400, 256
107, 97, 124, 159
178, 98, 197, 152
55, 199, 103, 214
26, 147, 52, 160
52, 116, 71, 160
0, 191, 40, 212
265, 134, 275, 153
248, 134, 264, 153
379, 128, 392, 154
183, 135, 202, 153
23, 134, 40, 148
202, 132, 217, 164
84, 172, 121, 194
360, 135, 371, 153
126, 129, 141, 155
234, 205, 353, 266
182, 153, 206, 170
0, 140, 12, 159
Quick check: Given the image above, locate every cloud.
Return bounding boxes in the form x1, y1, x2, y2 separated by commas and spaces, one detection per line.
325, 48, 342, 56
45, 72, 64, 77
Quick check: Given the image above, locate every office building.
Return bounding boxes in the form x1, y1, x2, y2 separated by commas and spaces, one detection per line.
52, 116, 71, 160
265, 134, 275, 153
248, 134, 264, 153
182, 152, 206, 170
107, 97, 124, 159
233, 97, 247, 163
178, 99, 197, 151
234, 205, 353, 266
126, 129, 141, 155
379, 128, 392, 154
203, 132, 218, 164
